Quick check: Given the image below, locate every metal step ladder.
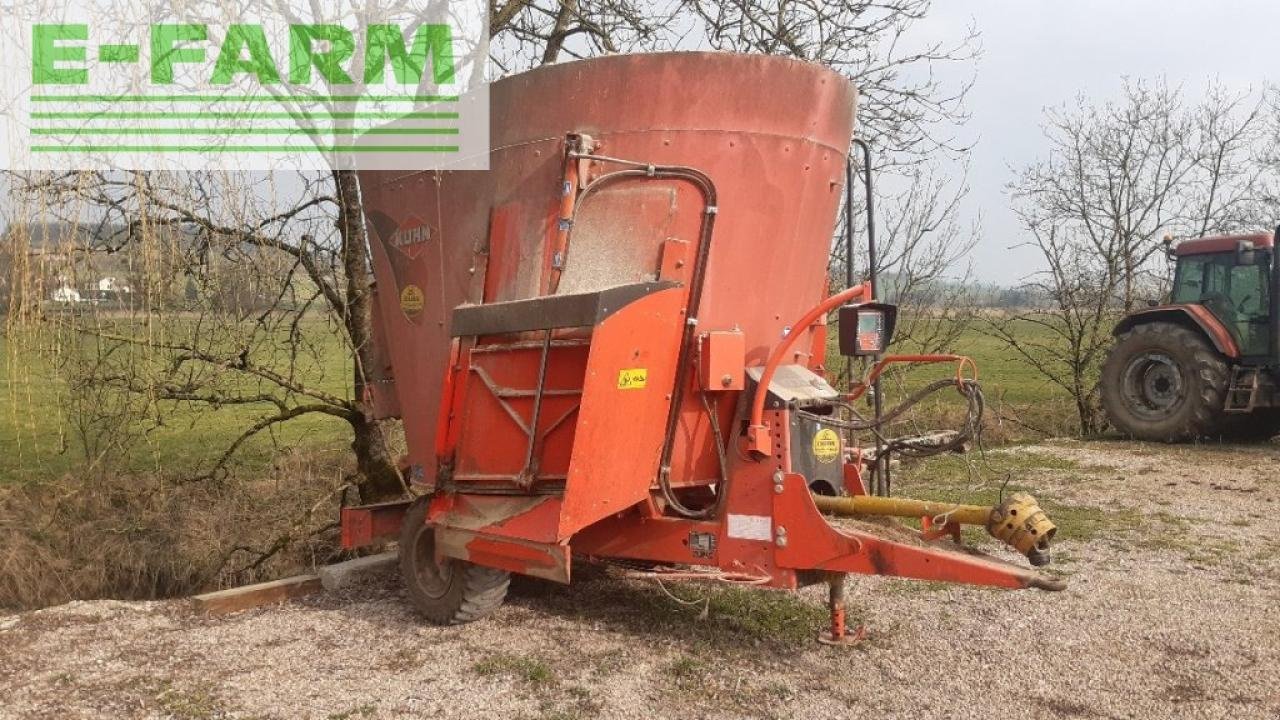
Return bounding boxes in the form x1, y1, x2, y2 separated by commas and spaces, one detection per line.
1224, 366, 1260, 413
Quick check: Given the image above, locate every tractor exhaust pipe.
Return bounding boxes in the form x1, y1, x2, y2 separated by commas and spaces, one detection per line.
849, 138, 889, 495
1271, 224, 1280, 364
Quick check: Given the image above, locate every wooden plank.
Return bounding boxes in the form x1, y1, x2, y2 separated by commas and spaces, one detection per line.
192, 574, 323, 615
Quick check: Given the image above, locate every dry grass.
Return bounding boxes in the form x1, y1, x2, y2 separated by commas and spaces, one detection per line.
0, 449, 353, 610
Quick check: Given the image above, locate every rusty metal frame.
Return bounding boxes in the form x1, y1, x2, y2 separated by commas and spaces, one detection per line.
340, 500, 413, 549
459, 360, 583, 489
519, 330, 555, 487
436, 526, 571, 583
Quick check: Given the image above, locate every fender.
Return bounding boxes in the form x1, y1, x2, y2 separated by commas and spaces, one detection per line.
1113, 305, 1240, 359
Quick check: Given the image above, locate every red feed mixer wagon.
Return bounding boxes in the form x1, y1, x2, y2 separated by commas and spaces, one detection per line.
343, 52, 1063, 642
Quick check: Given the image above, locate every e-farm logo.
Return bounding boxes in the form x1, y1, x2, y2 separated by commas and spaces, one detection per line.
2, 2, 490, 171
32, 24, 457, 89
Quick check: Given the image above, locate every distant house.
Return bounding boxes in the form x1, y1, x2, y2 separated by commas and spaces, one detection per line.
1, 219, 174, 308
98, 276, 131, 294
51, 286, 82, 303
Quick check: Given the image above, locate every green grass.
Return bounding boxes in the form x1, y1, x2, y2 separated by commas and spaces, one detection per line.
473, 653, 557, 685
898, 450, 1139, 542
0, 335, 65, 482
519, 569, 834, 652
155, 681, 226, 720
831, 316, 1067, 403
0, 311, 1081, 485
325, 704, 378, 720
891, 449, 1205, 567
697, 584, 830, 644
667, 655, 709, 684
0, 317, 354, 484
829, 316, 1081, 439
936, 319, 1065, 406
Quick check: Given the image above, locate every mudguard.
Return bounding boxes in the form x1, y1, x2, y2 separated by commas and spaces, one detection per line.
1113, 305, 1239, 359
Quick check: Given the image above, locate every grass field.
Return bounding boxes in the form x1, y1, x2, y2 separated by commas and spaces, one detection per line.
836, 316, 1078, 441
0, 318, 356, 484
0, 314, 1078, 485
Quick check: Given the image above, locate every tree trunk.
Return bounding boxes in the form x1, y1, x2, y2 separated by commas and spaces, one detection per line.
350, 413, 401, 501
540, 0, 578, 65
334, 169, 403, 502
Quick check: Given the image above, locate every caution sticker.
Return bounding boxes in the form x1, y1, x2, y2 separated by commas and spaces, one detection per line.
812, 428, 841, 463
400, 284, 425, 318
617, 368, 648, 389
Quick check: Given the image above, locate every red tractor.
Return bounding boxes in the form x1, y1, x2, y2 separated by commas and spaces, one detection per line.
1102, 226, 1280, 441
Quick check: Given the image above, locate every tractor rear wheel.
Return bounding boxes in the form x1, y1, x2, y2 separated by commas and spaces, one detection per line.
1100, 323, 1229, 441
398, 498, 510, 625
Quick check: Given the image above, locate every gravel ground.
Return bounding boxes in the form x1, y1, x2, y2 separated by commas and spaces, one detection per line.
3, 440, 1279, 720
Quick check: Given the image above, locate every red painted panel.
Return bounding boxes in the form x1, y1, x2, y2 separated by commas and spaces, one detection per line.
432, 494, 564, 544
557, 287, 687, 539
1175, 231, 1273, 256
451, 342, 588, 484
698, 330, 745, 391
1122, 305, 1241, 358
339, 501, 411, 549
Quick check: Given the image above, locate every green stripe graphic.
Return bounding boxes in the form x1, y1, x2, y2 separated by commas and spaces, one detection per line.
31, 145, 460, 153
31, 111, 459, 120
32, 94, 459, 103
32, 128, 460, 136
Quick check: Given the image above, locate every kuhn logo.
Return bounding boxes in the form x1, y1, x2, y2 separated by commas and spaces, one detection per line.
390, 215, 431, 258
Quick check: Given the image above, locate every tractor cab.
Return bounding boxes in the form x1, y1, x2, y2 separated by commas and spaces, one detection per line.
1169, 232, 1274, 358
1101, 228, 1280, 442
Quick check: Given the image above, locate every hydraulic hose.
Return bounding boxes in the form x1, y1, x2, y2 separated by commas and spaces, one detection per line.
803, 377, 985, 459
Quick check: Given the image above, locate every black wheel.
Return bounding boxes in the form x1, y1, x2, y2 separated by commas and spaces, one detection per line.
1101, 323, 1229, 442
398, 498, 510, 625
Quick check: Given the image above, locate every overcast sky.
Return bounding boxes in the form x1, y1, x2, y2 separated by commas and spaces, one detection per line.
918, 1, 1280, 285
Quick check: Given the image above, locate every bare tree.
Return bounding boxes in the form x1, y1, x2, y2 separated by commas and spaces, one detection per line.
0, 236, 13, 315
490, 0, 681, 68
1258, 85, 1280, 221
684, 0, 978, 168
992, 79, 1269, 434
5, 170, 404, 497
830, 164, 978, 353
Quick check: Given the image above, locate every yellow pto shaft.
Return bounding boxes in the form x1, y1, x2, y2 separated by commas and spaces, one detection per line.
811, 492, 1057, 566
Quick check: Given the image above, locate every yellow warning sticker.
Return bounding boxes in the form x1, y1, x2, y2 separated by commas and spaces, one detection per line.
812, 428, 841, 463
400, 284, 425, 318
617, 368, 648, 389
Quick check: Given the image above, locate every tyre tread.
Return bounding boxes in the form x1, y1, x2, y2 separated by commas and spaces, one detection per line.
1101, 322, 1228, 441
398, 499, 510, 625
